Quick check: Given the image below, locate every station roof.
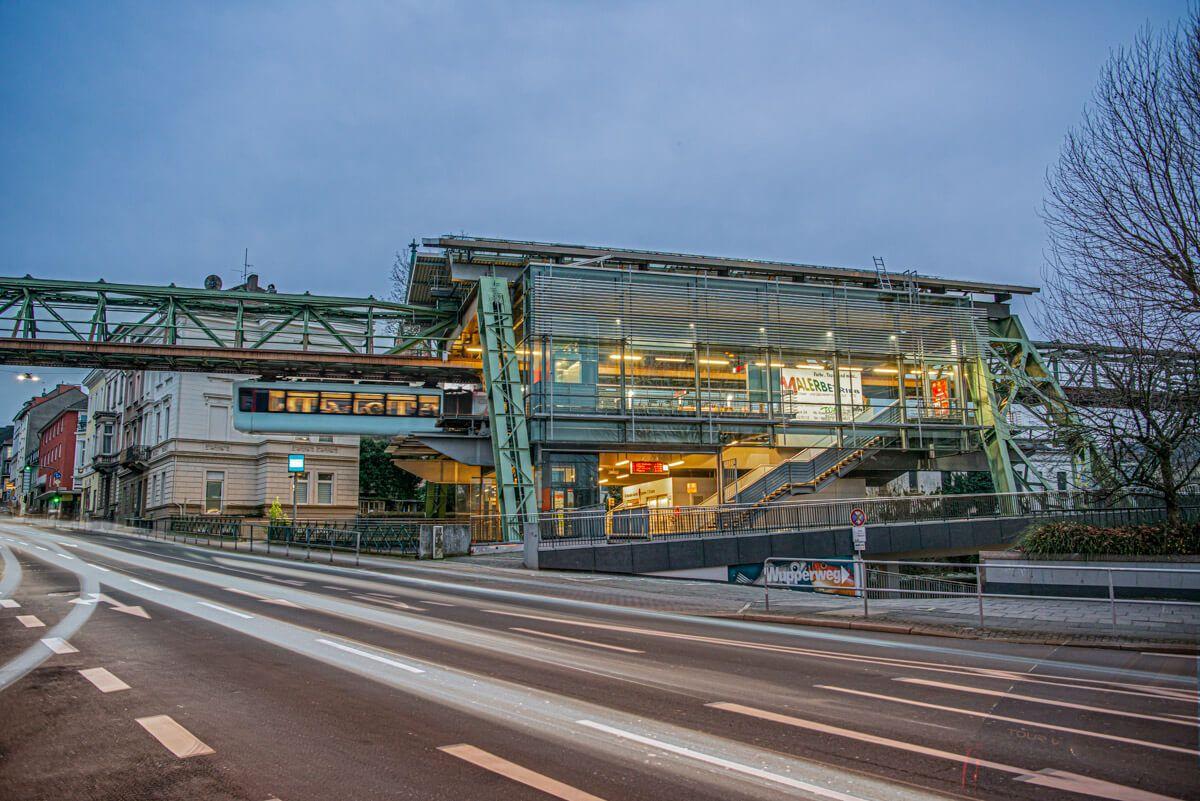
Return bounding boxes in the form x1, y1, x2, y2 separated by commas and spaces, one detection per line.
419, 235, 1039, 298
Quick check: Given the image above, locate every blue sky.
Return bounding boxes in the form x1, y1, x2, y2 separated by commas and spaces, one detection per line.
0, 1, 1189, 416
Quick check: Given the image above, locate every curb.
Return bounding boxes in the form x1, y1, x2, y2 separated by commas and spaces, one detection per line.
710, 612, 1200, 654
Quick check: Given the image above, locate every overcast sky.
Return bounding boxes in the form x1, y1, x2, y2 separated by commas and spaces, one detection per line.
0, 1, 1189, 419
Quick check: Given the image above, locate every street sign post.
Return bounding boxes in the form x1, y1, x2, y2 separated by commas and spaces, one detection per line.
850, 507, 868, 551
287, 453, 305, 531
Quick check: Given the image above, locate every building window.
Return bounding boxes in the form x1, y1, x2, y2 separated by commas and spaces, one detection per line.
155, 409, 162, 442
316, 472, 334, 505
101, 424, 113, 454
204, 471, 224, 514
1056, 471, 1068, 492
294, 471, 309, 505
317, 435, 334, 443
151, 474, 159, 506
163, 402, 170, 439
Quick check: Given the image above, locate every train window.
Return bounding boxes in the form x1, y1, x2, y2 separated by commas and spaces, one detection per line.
238, 390, 255, 413
286, 391, 319, 414
319, 392, 352, 414
418, 396, 440, 416
354, 393, 385, 415
268, 390, 287, 412
386, 394, 418, 416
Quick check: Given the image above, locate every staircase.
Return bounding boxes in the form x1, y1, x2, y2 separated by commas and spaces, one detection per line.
713, 402, 903, 512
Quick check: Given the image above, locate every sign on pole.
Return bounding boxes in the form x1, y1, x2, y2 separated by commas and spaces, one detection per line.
850, 507, 868, 551
287, 453, 305, 473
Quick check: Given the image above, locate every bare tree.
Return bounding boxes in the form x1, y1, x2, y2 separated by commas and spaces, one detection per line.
1040, 13, 1200, 521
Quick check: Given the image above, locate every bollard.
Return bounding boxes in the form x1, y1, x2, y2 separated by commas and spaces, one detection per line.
355, 530, 361, 567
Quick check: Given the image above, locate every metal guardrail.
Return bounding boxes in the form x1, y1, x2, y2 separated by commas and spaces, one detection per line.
761, 556, 1200, 631
510, 491, 1197, 548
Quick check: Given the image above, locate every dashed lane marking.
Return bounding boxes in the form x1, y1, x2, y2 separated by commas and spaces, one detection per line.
316, 638, 424, 674
575, 719, 869, 801
351, 594, 426, 612
129, 579, 163, 591
79, 667, 130, 693
16, 615, 44, 628
509, 627, 644, 654
41, 637, 78, 655
817, 684, 1200, 756
896, 677, 1199, 726
86, 563, 111, 572
439, 743, 608, 801
135, 715, 215, 758
0, 599, 19, 608
708, 702, 1183, 801
197, 601, 254, 620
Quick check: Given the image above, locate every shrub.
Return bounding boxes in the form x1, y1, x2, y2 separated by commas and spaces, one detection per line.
267, 497, 289, 525
1020, 519, 1200, 557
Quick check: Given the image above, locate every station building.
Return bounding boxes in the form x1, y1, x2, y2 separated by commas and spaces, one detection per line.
392, 237, 1043, 532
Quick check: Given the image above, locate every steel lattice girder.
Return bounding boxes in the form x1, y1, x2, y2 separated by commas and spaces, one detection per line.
0, 276, 472, 380
476, 276, 537, 543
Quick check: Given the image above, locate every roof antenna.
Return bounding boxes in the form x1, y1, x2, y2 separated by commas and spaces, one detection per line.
241, 248, 253, 284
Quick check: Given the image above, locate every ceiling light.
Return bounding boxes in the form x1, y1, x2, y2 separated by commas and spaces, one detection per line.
616, 473, 630, 479
615, 459, 630, 467
667, 459, 685, 467
654, 357, 687, 363
465, 346, 482, 353
872, 367, 899, 374
598, 479, 609, 485
698, 358, 729, 365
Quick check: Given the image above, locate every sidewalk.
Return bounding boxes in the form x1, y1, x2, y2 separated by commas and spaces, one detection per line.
23, 518, 1200, 652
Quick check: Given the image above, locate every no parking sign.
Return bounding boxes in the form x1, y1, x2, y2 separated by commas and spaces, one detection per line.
850, 507, 867, 551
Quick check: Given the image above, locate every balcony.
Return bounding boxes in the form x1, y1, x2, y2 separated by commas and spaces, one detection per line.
91, 451, 119, 472
118, 445, 149, 471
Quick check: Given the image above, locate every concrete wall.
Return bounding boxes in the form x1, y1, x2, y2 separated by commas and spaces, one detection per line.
983, 553, 1200, 600
539, 515, 1034, 575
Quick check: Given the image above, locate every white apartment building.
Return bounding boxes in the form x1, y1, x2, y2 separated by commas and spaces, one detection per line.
82, 368, 360, 521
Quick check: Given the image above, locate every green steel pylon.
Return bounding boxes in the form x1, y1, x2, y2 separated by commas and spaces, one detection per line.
477, 276, 537, 542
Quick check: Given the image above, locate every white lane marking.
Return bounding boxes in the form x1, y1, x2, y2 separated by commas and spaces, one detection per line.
896, 678, 1199, 726
86, 563, 111, 572
818, 684, 1200, 756
0, 599, 19, 608
1141, 652, 1198, 660
41, 637, 79, 655
482, 608, 1197, 703
55, 553, 75, 560
420, 600, 456, 607
129, 579, 163, 591
197, 601, 253, 620
316, 638, 424, 674
224, 587, 268, 599
322, 585, 349, 591
224, 587, 300, 608
135, 715, 215, 758
440, 743, 608, 801
34, 545, 48, 551
708, 702, 1182, 801
576, 719, 869, 801
509, 627, 644, 654
16, 615, 44, 628
60, 542, 79, 548
351, 594, 425, 612
79, 667, 130, 692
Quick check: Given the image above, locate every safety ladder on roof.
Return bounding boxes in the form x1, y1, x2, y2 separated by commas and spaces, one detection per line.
873, 257, 893, 290
477, 276, 538, 542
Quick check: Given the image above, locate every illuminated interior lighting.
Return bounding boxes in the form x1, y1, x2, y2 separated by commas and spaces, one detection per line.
616, 473, 630, 479
698, 358, 730, 365
465, 346, 482, 353
889, 334, 898, 341
872, 367, 899, 374
598, 478, 609, 485
615, 459, 630, 466
615, 318, 621, 325
825, 331, 834, 337
667, 459, 685, 467
608, 354, 642, 361
727, 440, 740, 447
654, 357, 687, 363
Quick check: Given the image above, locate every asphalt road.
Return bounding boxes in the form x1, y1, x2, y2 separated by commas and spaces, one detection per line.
0, 521, 1197, 801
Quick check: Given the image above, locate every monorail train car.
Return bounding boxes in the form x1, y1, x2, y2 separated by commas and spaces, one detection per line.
233, 380, 449, 436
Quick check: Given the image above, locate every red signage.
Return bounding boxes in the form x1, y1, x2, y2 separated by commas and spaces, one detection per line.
630, 461, 667, 474
930, 378, 950, 413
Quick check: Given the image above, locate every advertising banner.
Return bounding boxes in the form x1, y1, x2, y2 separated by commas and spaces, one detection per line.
778, 368, 864, 421
762, 559, 858, 595
930, 378, 950, 414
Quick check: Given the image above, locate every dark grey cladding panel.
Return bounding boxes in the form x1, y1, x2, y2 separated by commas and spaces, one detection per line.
886, 525, 923, 554
831, 529, 856, 556
737, 536, 772, 565
768, 532, 805, 556
593, 545, 635, 574
702, 537, 740, 567
862, 528, 893, 554
919, 522, 951, 551
1000, 517, 1034, 542
631, 541, 673, 574
667, 539, 705, 572
539, 547, 595, 572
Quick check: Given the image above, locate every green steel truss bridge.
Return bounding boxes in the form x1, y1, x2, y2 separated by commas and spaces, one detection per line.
3, 270, 1192, 538
0, 276, 477, 381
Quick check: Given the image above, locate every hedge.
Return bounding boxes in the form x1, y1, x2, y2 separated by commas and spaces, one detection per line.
1020, 520, 1200, 557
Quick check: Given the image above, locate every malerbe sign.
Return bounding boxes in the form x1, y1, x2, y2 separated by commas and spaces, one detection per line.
778, 368, 863, 421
